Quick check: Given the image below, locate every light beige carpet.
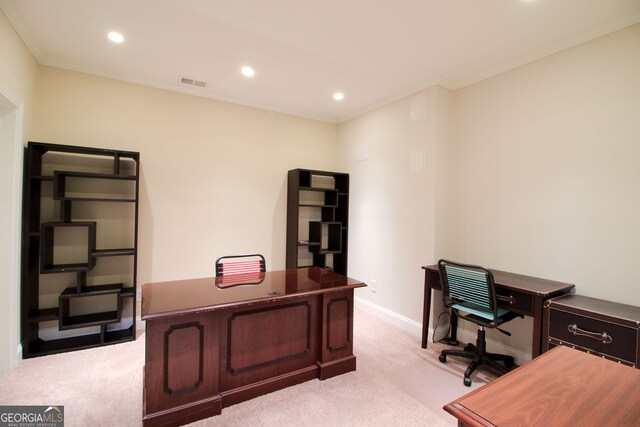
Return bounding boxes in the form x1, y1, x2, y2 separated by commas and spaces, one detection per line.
0, 309, 497, 426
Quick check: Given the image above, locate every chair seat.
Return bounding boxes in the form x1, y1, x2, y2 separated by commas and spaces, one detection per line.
451, 304, 509, 320
452, 304, 520, 328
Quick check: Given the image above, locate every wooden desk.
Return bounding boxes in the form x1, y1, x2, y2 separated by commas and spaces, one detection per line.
141, 267, 366, 427
444, 345, 640, 426
422, 265, 574, 358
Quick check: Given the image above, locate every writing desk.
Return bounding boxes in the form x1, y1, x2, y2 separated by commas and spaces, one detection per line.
142, 267, 366, 427
421, 265, 574, 358
444, 345, 640, 426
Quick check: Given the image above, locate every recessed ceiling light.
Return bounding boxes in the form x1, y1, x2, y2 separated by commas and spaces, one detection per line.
107, 31, 124, 43
333, 92, 345, 101
241, 66, 255, 77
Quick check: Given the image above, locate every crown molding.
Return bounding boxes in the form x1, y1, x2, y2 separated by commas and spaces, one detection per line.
338, 15, 640, 123
450, 13, 640, 91
0, 0, 44, 63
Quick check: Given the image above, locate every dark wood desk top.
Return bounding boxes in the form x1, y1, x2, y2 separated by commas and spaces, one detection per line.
422, 264, 574, 296
444, 345, 640, 427
142, 267, 366, 320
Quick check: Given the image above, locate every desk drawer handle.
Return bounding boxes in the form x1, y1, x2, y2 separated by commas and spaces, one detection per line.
497, 294, 516, 305
567, 324, 613, 344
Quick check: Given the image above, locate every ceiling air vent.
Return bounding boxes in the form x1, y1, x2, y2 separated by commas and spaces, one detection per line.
180, 77, 206, 87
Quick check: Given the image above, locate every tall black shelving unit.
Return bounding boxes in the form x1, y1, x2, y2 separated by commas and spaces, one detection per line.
21, 141, 140, 358
286, 169, 349, 275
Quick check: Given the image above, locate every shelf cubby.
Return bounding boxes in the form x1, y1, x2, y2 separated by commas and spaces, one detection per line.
309, 222, 342, 254
53, 171, 137, 202
40, 222, 97, 273
298, 188, 338, 207
58, 284, 123, 330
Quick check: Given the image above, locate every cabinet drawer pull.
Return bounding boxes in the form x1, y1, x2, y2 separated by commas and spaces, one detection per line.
497, 294, 516, 305
567, 324, 613, 344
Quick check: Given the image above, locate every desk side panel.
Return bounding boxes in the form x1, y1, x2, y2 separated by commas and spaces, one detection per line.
144, 313, 220, 417
318, 289, 357, 379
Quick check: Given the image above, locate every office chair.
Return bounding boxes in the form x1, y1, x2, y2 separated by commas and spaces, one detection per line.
437, 259, 519, 386
215, 254, 266, 287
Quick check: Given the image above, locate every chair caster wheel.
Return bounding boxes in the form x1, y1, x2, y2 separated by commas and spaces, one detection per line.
439, 354, 446, 363
464, 377, 472, 387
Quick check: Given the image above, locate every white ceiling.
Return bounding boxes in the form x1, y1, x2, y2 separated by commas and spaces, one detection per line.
2, 0, 639, 123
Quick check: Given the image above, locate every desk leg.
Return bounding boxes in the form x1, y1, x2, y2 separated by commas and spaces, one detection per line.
422, 280, 431, 349
423, 272, 459, 348
531, 297, 543, 358
423, 272, 461, 348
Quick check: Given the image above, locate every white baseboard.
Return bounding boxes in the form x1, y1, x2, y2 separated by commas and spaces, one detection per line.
355, 297, 425, 337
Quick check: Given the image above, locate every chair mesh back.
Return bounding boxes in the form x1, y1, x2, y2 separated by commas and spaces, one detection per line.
215, 254, 266, 277
215, 254, 266, 288
439, 260, 496, 318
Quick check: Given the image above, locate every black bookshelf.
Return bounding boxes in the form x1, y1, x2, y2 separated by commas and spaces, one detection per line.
286, 169, 349, 275
21, 141, 139, 358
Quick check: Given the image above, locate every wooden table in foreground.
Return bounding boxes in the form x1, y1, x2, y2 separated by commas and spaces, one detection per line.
141, 267, 366, 427
422, 265, 574, 358
444, 345, 640, 427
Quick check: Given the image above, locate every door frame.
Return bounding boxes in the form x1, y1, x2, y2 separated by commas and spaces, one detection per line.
0, 78, 24, 371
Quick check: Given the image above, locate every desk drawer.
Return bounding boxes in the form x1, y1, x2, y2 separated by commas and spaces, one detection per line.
496, 289, 533, 316
548, 310, 637, 365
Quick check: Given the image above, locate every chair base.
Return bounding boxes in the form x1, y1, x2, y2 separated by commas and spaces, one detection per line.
438, 329, 514, 387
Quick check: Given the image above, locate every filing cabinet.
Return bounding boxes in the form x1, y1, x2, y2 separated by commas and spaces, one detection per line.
544, 294, 640, 368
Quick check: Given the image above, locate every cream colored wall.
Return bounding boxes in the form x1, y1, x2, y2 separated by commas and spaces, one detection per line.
339, 24, 640, 362
31, 67, 339, 291
447, 24, 640, 304
338, 86, 450, 326
0, 10, 38, 372
442, 24, 640, 362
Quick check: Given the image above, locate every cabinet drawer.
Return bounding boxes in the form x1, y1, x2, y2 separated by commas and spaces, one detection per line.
548, 309, 638, 365
496, 289, 533, 316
